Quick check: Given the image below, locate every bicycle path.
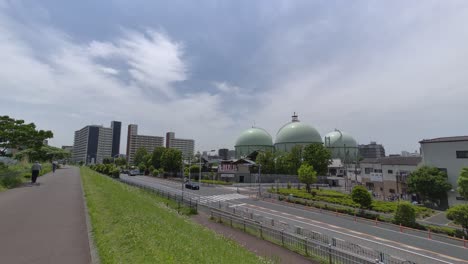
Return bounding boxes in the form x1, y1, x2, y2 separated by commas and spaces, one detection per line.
0, 166, 91, 264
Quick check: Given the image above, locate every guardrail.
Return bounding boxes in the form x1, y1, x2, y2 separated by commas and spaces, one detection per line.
211, 209, 385, 264
117, 175, 429, 264
262, 192, 468, 247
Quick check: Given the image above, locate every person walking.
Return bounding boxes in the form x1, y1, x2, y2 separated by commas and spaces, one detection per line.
31, 161, 42, 185
52, 161, 57, 174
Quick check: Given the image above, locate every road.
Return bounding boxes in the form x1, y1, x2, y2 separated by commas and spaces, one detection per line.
121, 175, 468, 264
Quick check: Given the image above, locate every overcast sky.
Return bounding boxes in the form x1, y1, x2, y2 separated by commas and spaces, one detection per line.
2, 0, 468, 155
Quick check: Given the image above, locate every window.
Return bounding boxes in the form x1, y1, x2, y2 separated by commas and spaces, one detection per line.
388, 170, 393, 174
456, 151, 468, 159
365, 168, 373, 174
389, 189, 395, 194
374, 169, 382, 173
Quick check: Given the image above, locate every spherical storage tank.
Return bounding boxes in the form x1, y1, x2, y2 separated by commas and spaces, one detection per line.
235, 127, 274, 158
324, 129, 358, 160
274, 113, 322, 152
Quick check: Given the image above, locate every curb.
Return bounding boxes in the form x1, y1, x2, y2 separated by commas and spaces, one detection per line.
79, 167, 101, 264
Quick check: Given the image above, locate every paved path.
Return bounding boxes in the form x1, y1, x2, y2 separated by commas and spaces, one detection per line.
0, 166, 91, 264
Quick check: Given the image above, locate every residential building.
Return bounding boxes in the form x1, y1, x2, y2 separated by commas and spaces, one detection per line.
420, 136, 468, 206
360, 156, 422, 200
72, 125, 113, 164
126, 124, 164, 165
166, 132, 195, 159
358, 141, 386, 159
111, 121, 121, 158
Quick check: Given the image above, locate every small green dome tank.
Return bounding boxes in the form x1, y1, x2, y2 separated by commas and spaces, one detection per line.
324, 129, 358, 160
235, 127, 274, 158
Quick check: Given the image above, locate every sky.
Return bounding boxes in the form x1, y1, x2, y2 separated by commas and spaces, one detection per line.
2, 0, 468, 155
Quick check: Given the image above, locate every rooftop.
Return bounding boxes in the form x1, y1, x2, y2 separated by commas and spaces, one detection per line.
361, 156, 422, 166
419, 136, 468, 144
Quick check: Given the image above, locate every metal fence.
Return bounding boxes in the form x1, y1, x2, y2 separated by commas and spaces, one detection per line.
211, 209, 383, 264
117, 176, 421, 264
119, 178, 199, 213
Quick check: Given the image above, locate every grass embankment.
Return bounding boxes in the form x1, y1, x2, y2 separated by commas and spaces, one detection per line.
0, 162, 51, 190
80, 167, 267, 264
272, 188, 432, 217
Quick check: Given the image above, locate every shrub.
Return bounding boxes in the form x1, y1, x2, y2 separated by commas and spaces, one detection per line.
447, 204, 468, 236
0, 176, 23, 188
111, 168, 120, 179
351, 186, 372, 209
393, 202, 416, 227
153, 169, 159, 177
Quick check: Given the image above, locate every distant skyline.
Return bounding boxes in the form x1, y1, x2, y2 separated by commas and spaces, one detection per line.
2, 1, 468, 154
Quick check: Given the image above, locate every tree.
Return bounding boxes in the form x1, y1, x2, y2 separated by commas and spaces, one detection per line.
302, 143, 332, 175
298, 163, 317, 193
351, 186, 372, 210
0, 116, 53, 156
393, 202, 416, 227
133, 147, 148, 166
407, 166, 452, 204
287, 145, 303, 175
115, 157, 127, 167
255, 151, 275, 174
161, 148, 182, 175
102, 157, 112, 164
151, 147, 165, 169
274, 152, 289, 174
14, 145, 70, 162
447, 204, 468, 236
457, 167, 468, 201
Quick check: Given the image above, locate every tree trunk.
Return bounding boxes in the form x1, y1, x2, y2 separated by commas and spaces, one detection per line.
306, 184, 311, 193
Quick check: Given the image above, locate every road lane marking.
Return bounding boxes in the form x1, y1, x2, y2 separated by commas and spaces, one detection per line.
238, 204, 466, 264
259, 198, 468, 250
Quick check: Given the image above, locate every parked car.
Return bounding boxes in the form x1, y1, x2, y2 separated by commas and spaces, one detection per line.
121, 169, 129, 174
129, 169, 140, 176
185, 181, 200, 190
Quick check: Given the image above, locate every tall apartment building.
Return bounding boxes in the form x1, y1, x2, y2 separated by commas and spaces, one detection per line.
126, 124, 164, 165
358, 141, 386, 159
166, 132, 195, 159
111, 121, 122, 157
72, 125, 112, 164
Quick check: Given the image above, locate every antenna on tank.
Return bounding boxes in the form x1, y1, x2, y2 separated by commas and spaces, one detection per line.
292, 112, 299, 122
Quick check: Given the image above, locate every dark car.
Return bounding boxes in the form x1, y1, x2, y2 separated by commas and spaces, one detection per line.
185, 181, 200, 190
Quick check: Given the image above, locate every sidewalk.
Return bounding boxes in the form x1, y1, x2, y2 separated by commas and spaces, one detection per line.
0, 166, 91, 264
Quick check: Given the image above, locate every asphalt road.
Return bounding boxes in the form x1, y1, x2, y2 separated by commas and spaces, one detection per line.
120, 175, 468, 264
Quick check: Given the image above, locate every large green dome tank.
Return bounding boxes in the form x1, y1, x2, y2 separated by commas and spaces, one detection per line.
235, 127, 274, 158
324, 129, 358, 161
274, 113, 322, 152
